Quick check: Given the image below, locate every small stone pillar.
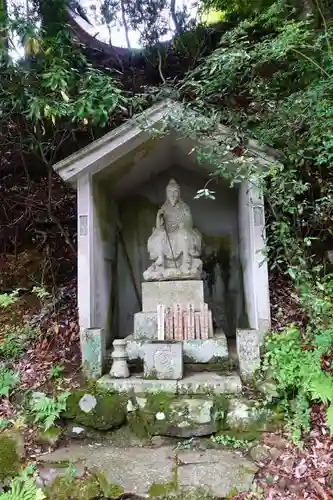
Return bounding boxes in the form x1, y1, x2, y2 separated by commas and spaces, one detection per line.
110, 339, 130, 378
236, 329, 261, 381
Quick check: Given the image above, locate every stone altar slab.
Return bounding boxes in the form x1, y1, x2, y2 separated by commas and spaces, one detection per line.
142, 280, 204, 312
143, 342, 183, 380
126, 334, 229, 363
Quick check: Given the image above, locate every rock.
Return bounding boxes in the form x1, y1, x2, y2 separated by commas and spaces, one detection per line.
264, 434, 288, 450
249, 444, 271, 463
269, 447, 283, 460
36, 427, 63, 446
0, 431, 21, 482
226, 398, 275, 432
128, 395, 217, 438
150, 436, 167, 447
62, 390, 126, 431
256, 379, 279, 399
79, 394, 97, 413
1, 429, 25, 458
69, 426, 87, 438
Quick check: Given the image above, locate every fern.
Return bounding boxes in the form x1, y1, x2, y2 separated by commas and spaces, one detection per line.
0, 477, 45, 500
30, 391, 70, 431
264, 325, 333, 441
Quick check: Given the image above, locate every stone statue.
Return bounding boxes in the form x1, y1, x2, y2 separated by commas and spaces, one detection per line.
143, 179, 202, 281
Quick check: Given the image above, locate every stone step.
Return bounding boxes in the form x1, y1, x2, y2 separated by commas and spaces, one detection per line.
97, 371, 242, 395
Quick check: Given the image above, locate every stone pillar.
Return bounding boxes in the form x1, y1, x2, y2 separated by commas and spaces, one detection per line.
238, 180, 270, 343
77, 174, 109, 378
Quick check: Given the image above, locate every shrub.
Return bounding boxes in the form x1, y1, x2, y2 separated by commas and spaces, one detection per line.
263, 324, 333, 442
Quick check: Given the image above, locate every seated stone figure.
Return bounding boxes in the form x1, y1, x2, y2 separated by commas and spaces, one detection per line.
143, 179, 203, 281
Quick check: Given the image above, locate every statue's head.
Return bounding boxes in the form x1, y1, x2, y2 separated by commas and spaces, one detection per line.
166, 179, 180, 206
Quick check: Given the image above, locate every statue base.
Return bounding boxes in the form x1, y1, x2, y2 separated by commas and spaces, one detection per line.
142, 280, 204, 312
134, 280, 214, 341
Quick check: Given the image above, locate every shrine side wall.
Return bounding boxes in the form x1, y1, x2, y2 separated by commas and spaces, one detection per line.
115, 166, 248, 339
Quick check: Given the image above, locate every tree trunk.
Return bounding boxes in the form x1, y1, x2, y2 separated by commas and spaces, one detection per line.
0, 0, 8, 57
35, 0, 68, 38
120, 0, 131, 49
170, 0, 182, 34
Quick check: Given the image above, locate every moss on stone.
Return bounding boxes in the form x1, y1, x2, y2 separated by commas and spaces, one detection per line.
62, 389, 126, 431
127, 392, 177, 438
36, 426, 62, 446
93, 471, 124, 498
145, 392, 175, 414
44, 475, 100, 500
212, 394, 230, 430
0, 433, 20, 482
220, 427, 261, 442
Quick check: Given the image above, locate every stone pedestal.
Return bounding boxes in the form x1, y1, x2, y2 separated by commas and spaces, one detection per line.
134, 280, 214, 342
142, 280, 204, 312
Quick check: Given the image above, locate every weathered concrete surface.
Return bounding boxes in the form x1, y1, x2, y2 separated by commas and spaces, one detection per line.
38, 444, 257, 497
98, 371, 242, 395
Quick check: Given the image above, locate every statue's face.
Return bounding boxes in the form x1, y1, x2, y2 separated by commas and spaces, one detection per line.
166, 185, 180, 206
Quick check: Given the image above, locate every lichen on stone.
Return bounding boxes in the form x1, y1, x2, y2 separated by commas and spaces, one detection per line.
62, 389, 126, 431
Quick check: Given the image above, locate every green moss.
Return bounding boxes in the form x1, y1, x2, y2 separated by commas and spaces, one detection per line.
184, 359, 238, 372
45, 475, 100, 500
0, 434, 20, 482
212, 394, 230, 430
127, 392, 177, 438
62, 389, 126, 430
36, 426, 62, 446
93, 471, 124, 498
146, 392, 175, 414
219, 425, 261, 442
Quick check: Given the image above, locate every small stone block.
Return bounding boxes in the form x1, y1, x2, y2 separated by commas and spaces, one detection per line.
80, 328, 106, 380
143, 342, 183, 380
236, 329, 261, 381
134, 312, 157, 340
142, 280, 204, 312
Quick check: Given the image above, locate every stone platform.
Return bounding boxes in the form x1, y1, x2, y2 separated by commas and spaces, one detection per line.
97, 371, 242, 395
38, 445, 258, 497
125, 334, 228, 363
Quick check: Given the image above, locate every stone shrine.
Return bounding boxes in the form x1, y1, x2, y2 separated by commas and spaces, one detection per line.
52, 99, 274, 388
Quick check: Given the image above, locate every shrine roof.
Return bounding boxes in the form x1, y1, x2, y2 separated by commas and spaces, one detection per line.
53, 99, 280, 186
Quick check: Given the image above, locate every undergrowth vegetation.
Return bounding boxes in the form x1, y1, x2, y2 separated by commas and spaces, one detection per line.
164, 0, 333, 441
